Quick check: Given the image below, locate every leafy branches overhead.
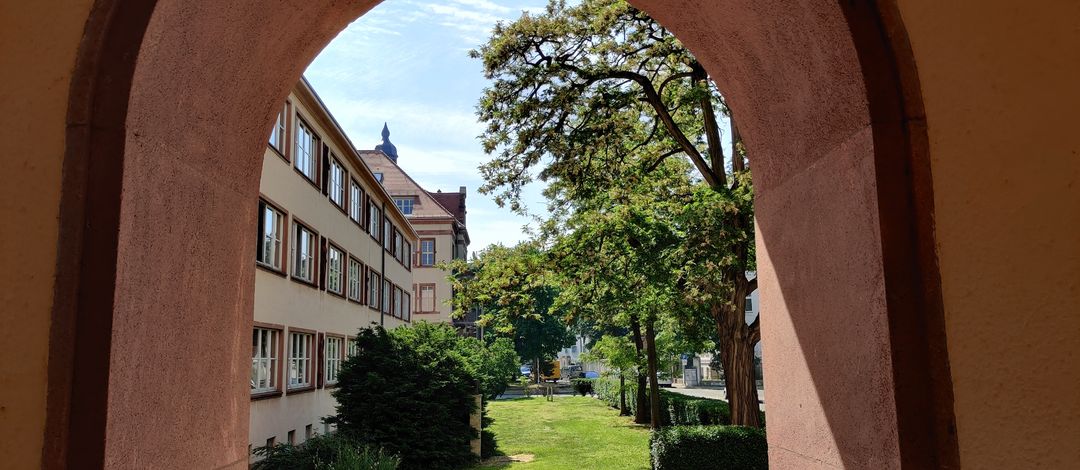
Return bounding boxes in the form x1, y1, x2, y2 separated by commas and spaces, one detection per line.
471, 0, 731, 211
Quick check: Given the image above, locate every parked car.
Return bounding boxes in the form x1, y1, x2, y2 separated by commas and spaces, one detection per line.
657, 372, 673, 388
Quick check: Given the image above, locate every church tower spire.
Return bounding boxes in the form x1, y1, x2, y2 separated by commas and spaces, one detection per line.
375, 122, 399, 163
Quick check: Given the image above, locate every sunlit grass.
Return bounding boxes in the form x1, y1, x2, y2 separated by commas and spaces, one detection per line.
478, 396, 650, 470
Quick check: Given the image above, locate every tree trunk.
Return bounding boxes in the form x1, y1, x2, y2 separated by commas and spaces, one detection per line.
644, 316, 662, 429
630, 315, 649, 425
718, 330, 761, 428
619, 373, 629, 416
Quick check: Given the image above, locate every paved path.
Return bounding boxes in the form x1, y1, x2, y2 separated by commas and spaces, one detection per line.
666, 386, 767, 411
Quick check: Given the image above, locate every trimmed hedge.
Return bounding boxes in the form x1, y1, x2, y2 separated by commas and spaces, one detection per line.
661, 390, 731, 426
571, 378, 596, 396
596, 376, 638, 412
651, 425, 768, 470
595, 377, 732, 425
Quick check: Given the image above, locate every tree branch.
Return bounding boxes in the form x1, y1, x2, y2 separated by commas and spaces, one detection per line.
557, 62, 723, 189
746, 276, 757, 294
644, 148, 683, 173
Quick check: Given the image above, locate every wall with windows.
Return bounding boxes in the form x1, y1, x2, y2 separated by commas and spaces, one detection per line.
409, 222, 460, 323
248, 80, 418, 454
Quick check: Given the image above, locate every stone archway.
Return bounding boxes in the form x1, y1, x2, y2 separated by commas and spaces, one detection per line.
46, 1, 955, 468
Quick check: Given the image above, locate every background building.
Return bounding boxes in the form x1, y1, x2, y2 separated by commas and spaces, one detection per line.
359, 132, 470, 327
249, 79, 417, 454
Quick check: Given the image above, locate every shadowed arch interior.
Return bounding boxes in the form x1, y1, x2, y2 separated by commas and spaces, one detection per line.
50, 1, 955, 468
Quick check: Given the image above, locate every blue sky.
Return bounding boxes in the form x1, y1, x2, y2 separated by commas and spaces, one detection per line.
304, 0, 548, 257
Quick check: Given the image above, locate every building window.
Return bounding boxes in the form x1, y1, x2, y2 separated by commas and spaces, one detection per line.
328, 158, 346, 208
305, 424, 312, 440
294, 118, 318, 182
368, 203, 380, 239
325, 336, 343, 385
288, 332, 313, 389
419, 284, 436, 312
393, 286, 403, 319
383, 218, 392, 251
326, 244, 343, 295
394, 197, 413, 215
404, 241, 412, 269
349, 180, 363, 223
393, 229, 402, 261
251, 327, 280, 394
745, 297, 753, 312
368, 270, 380, 310
420, 239, 435, 266
382, 280, 391, 314
404, 292, 411, 321
292, 222, 317, 283
287, 430, 295, 445
374, 172, 383, 183
269, 104, 287, 152
347, 337, 359, 357
347, 258, 362, 301
256, 200, 285, 271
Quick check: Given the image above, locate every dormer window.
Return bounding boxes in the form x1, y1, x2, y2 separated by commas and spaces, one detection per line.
394, 197, 413, 215
374, 172, 383, 184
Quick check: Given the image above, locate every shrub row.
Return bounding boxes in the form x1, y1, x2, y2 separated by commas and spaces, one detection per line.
594, 377, 733, 426
651, 425, 768, 470
252, 433, 400, 470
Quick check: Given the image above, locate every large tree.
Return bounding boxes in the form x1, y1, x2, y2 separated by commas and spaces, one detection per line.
472, 0, 761, 426
447, 243, 572, 384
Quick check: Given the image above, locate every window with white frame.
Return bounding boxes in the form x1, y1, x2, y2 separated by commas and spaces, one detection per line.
349, 180, 363, 223
383, 218, 392, 251
745, 297, 753, 312
393, 286, 403, 319
348, 258, 362, 301
329, 158, 345, 208
288, 332, 313, 389
368, 270, 380, 309
420, 239, 435, 266
347, 337, 359, 357
393, 230, 402, 261
269, 104, 287, 152
382, 279, 391, 314
326, 244, 343, 294
251, 327, 280, 393
324, 336, 343, 385
394, 197, 413, 215
292, 222, 317, 282
419, 284, 435, 312
256, 200, 285, 270
368, 203, 380, 239
294, 118, 318, 182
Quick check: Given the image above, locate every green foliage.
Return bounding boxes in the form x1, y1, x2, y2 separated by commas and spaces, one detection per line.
472, 0, 732, 210
571, 378, 596, 396
650, 425, 768, 470
327, 324, 478, 470
661, 391, 731, 426
448, 243, 573, 372
595, 376, 637, 413
471, 0, 763, 427
251, 433, 400, 470
594, 377, 737, 426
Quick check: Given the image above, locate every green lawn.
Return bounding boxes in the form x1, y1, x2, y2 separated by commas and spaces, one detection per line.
478, 396, 651, 470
